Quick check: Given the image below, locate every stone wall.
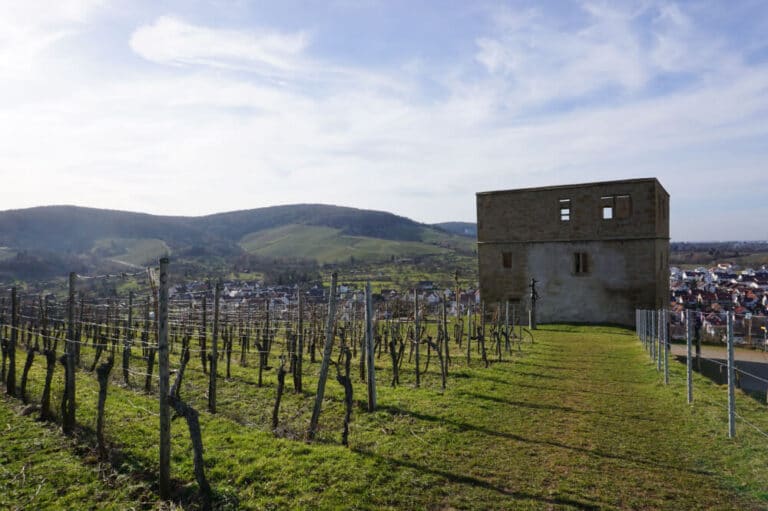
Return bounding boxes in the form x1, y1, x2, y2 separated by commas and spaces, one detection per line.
476, 178, 669, 326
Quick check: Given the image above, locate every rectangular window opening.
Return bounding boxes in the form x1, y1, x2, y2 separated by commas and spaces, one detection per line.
601, 194, 632, 220
574, 252, 589, 275
601, 195, 614, 220
559, 198, 571, 222
502, 251, 512, 269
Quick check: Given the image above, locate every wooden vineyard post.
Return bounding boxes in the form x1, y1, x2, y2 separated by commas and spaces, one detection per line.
19, 295, 38, 402
441, 298, 450, 373
123, 291, 133, 385
307, 272, 338, 441
63, 272, 76, 434
272, 357, 287, 431
40, 297, 56, 421
295, 289, 304, 393
466, 304, 472, 365
209, 281, 220, 414
480, 301, 488, 368
414, 290, 420, 388
455, 274, 460, 347
200, 296, 207, 374
336, 347, 353, 446
504, 300, 510, 353
158, 257, 171, 499
365, 281, 376, 412
6, 287, 17, 395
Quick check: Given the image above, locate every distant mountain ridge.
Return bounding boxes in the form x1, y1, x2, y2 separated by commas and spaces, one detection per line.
0, 204, 475, 280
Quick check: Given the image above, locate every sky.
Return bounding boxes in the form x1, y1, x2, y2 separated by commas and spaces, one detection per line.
0, 0, 767, 241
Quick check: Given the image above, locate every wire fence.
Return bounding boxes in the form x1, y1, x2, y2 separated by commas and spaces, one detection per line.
636, 308, 768, 440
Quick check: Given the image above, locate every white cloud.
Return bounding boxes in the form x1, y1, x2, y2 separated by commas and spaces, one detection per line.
0, 0, 104, 76
129, 16, 309, 73
474, 2, 650, 105
0, 2, 766, 241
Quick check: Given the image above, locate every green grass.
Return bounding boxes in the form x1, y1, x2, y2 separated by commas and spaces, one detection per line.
239, 224, 451, 264
92, 238, 170, 267
3, 323, 768, 509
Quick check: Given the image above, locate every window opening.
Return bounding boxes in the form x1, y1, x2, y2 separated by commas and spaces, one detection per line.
574, 252, 589, 275
615, 195, 631, 218
559, 198, 571, 222
502, 251, 512, 269
602, 194, 631, 220
601, 196, 614, 220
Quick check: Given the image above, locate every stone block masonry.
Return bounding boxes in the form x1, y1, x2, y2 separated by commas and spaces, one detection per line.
476, 178, 669, 326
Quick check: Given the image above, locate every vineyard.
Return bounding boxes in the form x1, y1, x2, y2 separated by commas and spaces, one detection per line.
0, 261, 531, 509
2, 261, 768, 510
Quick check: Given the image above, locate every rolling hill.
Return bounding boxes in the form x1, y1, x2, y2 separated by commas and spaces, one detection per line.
432, 222, 477, 238
0, 204, 476, 280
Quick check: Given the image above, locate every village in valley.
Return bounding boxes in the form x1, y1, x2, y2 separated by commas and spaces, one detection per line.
669, 264, 768, 343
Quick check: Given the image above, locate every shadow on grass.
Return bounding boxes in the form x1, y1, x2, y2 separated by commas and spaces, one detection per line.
40, 418, 229, 510
458, 391, 657, 422
537, 324, 635, 336
379, 405, 713, 477
505, 380, 633, 399
351, 447, 602, 510
513, 360, 580, 371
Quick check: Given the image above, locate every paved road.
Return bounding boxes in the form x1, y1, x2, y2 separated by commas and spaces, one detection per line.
670, 344, 768, 363
670, 344, 768, 392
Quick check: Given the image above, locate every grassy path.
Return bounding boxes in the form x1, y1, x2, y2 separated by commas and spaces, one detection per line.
2, 325, 768, 509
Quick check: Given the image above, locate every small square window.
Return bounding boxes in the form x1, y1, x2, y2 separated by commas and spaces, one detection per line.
559, 198, 571, 222
502, 251, 512, 269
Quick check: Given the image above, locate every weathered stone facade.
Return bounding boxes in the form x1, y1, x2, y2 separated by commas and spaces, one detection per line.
476, 178, 669, 326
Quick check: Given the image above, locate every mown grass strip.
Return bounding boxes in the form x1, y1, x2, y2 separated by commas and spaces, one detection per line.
1, 324, 767, 509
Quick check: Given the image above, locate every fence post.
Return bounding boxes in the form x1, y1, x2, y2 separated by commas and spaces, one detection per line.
686, 310, 693, 404
295, 289, 304, 393
640, 309, 648, 351
208, 281, 220, 414
644, 310, 649, 350
123, 291, 133, 385
365, 281, 376, 412
663, 309, 669, 385
657, 309, 663, 372
643, 310, 648, 350
414, 289, 420, 387
307, 272, 338, 441
504, 300, 510, 353
466, 304, 472, 364
442, 298, 450, 368
158, 257, 171, 500
63, 272, 77, 433
650, 310, 655, 362
727, 311, 736, 438
6, 287, 17, 395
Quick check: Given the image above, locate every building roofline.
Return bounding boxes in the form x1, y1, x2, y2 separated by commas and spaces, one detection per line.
476, 177, 669, 197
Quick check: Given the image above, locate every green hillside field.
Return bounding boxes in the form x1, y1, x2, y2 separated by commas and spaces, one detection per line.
92, 238, 171, 267
239, 224, 453, 264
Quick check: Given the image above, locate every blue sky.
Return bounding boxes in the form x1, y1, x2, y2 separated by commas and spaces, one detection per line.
1, 1, 767, 241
